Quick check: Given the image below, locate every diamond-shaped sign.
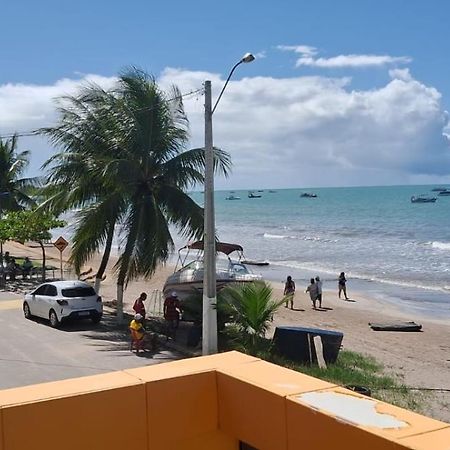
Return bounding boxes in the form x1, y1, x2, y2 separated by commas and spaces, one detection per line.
53, 236, 69, 253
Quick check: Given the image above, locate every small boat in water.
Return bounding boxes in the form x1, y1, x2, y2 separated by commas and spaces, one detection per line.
438, 190, 450, 196
248, 191, 262, 198
242, 259, 270, 266
411, 195, 437, 203
226, 193, 241, 200
268, 190, 277, 193
300, 192, 317, 198
431, 187, 448, 192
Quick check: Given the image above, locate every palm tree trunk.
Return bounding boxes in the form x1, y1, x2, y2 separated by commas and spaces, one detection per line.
116, 283, 124, 323
94, 223, 114, 293
39, 241, 46, 282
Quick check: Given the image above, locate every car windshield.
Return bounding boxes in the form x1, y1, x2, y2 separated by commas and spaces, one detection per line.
61, 287, 96, 297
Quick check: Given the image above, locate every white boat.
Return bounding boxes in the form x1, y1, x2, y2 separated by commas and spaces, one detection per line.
248, 191, 262, 198
163, 241, 262, 302
226, 193, 241, 200
411, 195, 437, 203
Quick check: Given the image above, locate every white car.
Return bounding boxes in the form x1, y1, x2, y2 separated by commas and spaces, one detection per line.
23, 280, 103, 327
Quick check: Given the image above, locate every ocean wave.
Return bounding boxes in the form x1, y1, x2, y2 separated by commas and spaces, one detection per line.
431, 241, 450, 251
270, 260, 449, 293
263, 233, 288, 239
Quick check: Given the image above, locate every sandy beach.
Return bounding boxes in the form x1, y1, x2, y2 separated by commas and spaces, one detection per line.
3, 240, 449, 422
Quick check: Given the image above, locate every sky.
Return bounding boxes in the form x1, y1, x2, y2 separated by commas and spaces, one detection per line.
1, 0, 450, 189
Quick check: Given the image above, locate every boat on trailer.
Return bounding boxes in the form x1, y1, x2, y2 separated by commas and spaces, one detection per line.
163, 241, 262, 302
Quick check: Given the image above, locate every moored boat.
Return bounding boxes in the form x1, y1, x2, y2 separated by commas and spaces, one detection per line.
300, 192, 317, 198
226, 193, 241, 200
410, 195, 437, 203
431, 187, 448, 192
248, 191, 262, 198
438, 190, 450, 196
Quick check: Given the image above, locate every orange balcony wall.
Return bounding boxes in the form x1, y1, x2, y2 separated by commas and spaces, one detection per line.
0, 371, 147, 450
0, 351, 447, 450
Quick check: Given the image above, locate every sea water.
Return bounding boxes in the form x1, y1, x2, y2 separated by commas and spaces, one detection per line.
190, 185, 450, 320
57, 185, 450, 320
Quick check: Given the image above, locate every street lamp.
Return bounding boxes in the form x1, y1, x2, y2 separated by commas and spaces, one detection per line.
203, 53, 255, 355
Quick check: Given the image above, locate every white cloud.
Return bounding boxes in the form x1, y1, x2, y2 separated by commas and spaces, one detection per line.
254, 51, 267, 59
1, 69, 449, 189
278, 45, 411, 69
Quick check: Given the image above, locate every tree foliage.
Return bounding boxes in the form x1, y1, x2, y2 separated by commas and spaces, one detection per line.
220, 281, 285, 353
40, 67, 232, 318
0, 134, 37, 213
0, 210, 65, 281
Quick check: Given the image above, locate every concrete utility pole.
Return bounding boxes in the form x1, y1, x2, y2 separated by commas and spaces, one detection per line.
202, 54, 255, 355
202, 81, 217, 355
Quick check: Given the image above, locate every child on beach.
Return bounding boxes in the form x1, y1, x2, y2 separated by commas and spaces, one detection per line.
338, 272, 349, 300
306, 278, 318, 309
283, 276, 296, 309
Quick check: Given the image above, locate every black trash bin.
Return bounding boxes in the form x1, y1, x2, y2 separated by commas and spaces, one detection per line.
273, 326, 344, 364
186, 324, 202, 348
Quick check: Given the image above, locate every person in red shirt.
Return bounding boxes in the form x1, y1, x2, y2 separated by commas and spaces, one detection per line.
133, 292, 147, 322
164, 291, 182, 339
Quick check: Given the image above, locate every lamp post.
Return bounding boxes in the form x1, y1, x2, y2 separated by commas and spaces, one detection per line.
203, 53, 255, 355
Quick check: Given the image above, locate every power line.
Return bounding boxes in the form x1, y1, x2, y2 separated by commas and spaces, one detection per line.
0, 86, 205, 140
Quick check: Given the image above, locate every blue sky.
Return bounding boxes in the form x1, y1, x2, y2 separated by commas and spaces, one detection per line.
1, 0, 450, 188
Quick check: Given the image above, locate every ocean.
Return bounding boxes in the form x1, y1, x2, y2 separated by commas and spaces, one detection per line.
189, 185, 450, 320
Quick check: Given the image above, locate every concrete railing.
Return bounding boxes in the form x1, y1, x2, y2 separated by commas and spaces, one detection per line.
0, 351, 448, 450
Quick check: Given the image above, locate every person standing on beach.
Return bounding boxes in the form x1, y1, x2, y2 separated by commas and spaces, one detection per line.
283, 276, 296, 309
164, 291, 182, 339
306, 278, 319, 309
338, 272, 349, 300
315, 276, 323, 308
133, 292, 147, 321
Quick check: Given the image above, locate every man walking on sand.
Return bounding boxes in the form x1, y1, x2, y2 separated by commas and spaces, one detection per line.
315, 276, 323, 308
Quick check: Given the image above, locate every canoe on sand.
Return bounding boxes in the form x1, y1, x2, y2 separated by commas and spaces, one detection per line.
369, 321, 422, 332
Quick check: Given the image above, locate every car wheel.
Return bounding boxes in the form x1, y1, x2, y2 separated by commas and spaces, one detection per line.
91, 313, 102, 324
49, 309, 60, 328
23, 302, 32, 319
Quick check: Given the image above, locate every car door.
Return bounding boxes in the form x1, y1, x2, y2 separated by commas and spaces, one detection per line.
29, 285, 48, 318
41, 284, 58, 318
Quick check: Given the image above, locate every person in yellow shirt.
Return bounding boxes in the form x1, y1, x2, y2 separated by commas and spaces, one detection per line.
129, 313, 157, 353
129, 313, 146, 352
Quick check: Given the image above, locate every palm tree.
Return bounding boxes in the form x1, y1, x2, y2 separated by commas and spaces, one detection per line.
221, 282, 285, 354
41, 68, 232, 320
40, 88, 126, 293
0, 134, 36, 261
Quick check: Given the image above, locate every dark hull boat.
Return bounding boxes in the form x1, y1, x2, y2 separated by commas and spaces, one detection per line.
300, 192, 317, 198
411, 195, 437, 203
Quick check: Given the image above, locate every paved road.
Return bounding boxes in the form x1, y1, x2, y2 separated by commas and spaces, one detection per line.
0, 294, 180, 389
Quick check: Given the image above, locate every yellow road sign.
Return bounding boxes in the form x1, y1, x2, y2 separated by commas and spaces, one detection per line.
53, 236, 69, 253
